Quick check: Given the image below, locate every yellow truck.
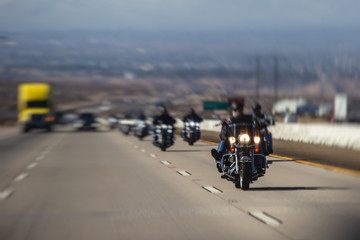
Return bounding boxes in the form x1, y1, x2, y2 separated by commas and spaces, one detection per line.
18, 83, 54, 132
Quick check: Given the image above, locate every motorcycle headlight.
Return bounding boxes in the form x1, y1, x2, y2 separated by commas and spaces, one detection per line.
161, 124, 167, 129
195, 122, 200, 126
190, 121, 195, 127
254, 136, 260, 144
185, 122, 189, 126
228, 136, 236, 144
167, 129, 173, 133
239, 134, 250, 143
167, 125, 173, 129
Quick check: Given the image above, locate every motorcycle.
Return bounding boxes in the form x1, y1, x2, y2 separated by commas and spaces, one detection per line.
152, 122, 175, 151
217, 115, 268, 190
181, 120, 201, 145
134, 120, 150, 140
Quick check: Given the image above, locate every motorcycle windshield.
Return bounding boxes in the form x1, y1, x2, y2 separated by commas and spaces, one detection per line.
230, 115, 255, 145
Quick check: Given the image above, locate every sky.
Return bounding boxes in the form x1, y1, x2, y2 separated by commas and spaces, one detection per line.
0, 0, 359, 31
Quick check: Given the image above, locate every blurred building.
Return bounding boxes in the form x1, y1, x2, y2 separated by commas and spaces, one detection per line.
272, 98, 317, 116
334, 94, 360, 122
317, 103, 333, 117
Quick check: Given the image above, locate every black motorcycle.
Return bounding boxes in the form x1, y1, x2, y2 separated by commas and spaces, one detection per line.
217, 115, 268, 190
181, 120, 201, 145
134, 120, 150, 140
152, 122, 175, 151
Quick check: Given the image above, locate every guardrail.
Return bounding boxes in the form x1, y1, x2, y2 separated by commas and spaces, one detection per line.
175, 119, 360, 151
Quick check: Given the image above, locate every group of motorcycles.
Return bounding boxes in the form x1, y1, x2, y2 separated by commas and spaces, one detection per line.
117, 107, 274, 191
119, 117, 202, 151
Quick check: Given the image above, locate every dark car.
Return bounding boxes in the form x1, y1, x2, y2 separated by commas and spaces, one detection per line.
23, 113, 54, 132
74, 112, 99, 131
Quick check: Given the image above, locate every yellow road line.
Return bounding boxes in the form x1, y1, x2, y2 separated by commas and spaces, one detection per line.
269, 154, 294, 161
199, 138, 360, 177
199, 139, 218, 145
295, 160, 360, 177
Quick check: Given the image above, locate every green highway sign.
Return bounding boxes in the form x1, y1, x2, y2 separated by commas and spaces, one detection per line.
203, 101, 228, 110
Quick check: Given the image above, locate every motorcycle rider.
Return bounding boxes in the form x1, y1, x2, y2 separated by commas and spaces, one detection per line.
152, 105, 176, 126
182, 108, 203, 123
152, 104, 176, 143
251, 102, 273, 155
182, 108, 203, 142
136, 110, 147, 122
211, 101, 245, 162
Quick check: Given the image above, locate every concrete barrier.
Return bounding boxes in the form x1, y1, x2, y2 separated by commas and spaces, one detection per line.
175, 118, 360, 151
268, 123, 360, 151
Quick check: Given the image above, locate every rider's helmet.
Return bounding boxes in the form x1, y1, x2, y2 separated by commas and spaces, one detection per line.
229, 101, 244, 118
252, 102, 262, 117
252, 102, 261, 112
229, 101, 243, 112
157, 104, 167, 114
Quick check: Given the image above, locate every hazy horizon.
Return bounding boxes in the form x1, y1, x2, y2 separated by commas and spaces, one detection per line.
0, 0, 359, 31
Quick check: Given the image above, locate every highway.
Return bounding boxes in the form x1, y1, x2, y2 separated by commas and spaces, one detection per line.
0, 127, 359, 240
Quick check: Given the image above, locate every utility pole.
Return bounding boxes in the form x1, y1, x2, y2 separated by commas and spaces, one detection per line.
274, 56, 278, 103
255, 57, 260, 102
0, 36, 9, 78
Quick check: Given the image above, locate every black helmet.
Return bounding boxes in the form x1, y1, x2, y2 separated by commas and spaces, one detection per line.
229, 101, 243, 112
252, 102, 261, 111
157, 104, 167, 113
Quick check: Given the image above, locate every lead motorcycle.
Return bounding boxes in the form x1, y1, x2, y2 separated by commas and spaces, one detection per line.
152, 121, 175, 151
181, 120, 201, 145
216, 114, 269, 190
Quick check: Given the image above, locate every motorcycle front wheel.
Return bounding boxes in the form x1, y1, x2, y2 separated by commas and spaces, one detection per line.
236, 162, 251, 190
161, 137, 166, 151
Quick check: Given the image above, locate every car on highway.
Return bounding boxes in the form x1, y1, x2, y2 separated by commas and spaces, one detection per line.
73, 112, 100, 131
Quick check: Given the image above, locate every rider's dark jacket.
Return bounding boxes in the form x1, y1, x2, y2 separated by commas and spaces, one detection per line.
219, 114, 253, 140
182, 112, 203, 123
153, 113, 176, 126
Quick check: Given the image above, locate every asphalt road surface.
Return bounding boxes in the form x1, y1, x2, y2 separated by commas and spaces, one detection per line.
0, 127, 359, 240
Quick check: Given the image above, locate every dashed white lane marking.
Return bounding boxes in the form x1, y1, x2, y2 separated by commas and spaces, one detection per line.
150, 154, 157, 158
140, 149, 146, 152
14, 173, 29, 183
249, 211, 282, 226
133, 145, 139, 149
0, 189, 14, 200
36, 156, 44, 161
177, 171, 191, 176
161, 161, 171, 166
202, 186, 222, 194
26, 163, 38, 170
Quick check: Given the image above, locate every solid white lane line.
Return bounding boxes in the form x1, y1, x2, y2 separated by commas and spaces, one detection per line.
0, 189, 14, 200
141, 149, 146, 152
249, 211, 282, 226
133, 145, 139, 148
150, 154, 157, 158
202, 186, 222, 194
35, 156, 44, 161
177, 171, 191, 176
161, 161, 171, 166
26, 163, 38, 170
14, 173, 29, 183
